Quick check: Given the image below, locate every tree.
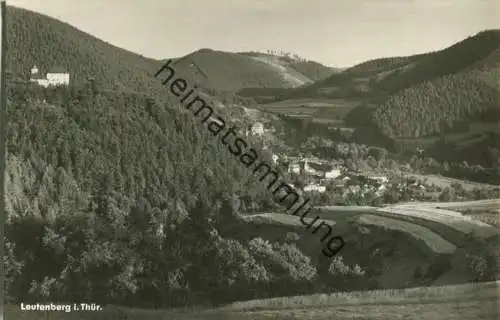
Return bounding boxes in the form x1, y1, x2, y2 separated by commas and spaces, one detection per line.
439, 187, 453, 201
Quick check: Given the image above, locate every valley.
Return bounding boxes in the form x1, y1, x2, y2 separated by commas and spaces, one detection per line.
2, 3, 499, 320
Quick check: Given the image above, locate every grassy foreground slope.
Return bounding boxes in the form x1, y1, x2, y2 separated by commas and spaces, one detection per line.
6, 281, 499, 319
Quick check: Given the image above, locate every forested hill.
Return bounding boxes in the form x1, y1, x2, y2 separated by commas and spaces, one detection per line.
263, 30, 500, 102
6, 5, 265, 132
375, 30, 500, 94
372, 69, 499, 139
368, 57, 500, 167
165, 50, 336, 93
5, 84, 283, 306
7, 6, 165, 95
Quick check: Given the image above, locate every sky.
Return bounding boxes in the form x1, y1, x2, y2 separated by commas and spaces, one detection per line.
8, 0, 500, 68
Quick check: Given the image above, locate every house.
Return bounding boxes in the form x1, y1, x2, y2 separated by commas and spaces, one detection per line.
30, 65, 70, 87
288, 163, 301, 174
302, 160, 322, 176
46, 66, 70, 86
272, 154, 279, 163
364, 174, 389, 184
324, 169, 342, 179
250, 122, 264, 136
304, 184, 326, 193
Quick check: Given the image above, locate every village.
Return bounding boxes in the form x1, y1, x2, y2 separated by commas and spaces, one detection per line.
243, 119, 485, 207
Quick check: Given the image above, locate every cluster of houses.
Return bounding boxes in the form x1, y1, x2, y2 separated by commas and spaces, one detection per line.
274, 155, 344, 193
269, 152, 403, 200
276, 152, 440, 203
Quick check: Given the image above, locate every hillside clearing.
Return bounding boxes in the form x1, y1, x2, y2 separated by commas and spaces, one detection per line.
249, 55, 313, 87
410, 174, 499, 191
357, 214, 456, 254
403, 199, 500, 212
242, 212, 335, 227
378, 205, 498, 237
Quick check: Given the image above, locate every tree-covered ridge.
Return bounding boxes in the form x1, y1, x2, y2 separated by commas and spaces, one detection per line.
6, 6, 166, 94
376, 30, 500, 93
266, 30, 500, 102
371, 70, 499, 139
6, 85, 274, 218
342, 55, 427, 77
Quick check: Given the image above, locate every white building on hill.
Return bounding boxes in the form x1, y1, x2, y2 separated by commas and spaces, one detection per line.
30, 65, 70, 87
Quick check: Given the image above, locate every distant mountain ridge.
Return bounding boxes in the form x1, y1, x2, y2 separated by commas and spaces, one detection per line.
162, 49, 337, 93
255, 29, 500, 102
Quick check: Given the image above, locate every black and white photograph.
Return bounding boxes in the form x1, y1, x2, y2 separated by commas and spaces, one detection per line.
1, 0, 499, 319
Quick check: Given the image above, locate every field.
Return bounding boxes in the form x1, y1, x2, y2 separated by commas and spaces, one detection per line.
394, 122, 499, 149
377, 205, 498, 237
243, 199, 500, 255
256, 98, 361, 125
7, 281, 499, 319
242, 212, 335, 227
411, 199, 500, 212
357, 214, 457, 254
410, 174, 499, 192
248, 55, 314, 87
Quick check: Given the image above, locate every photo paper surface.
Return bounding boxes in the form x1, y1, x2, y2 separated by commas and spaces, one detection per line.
1, 1, 499, 319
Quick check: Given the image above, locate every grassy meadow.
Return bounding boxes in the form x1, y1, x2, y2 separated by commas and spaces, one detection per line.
6, 281, 499, 319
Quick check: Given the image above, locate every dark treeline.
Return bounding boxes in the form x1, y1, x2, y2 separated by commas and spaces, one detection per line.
372, 70, 499, 139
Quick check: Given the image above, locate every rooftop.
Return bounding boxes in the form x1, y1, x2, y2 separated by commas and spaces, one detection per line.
47, 66, 68, 73
30, 73, 45, 80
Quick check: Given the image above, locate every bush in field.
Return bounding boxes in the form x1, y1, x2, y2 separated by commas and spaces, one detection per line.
213, 236, 270, 285
248, 238, 317, 296
466, 253, 496, 282
284, 232, 300, 243
249, 238, 317, 281
193, 235, 271, 304
326, 256, 368, 292
328, 256, 366, 276
439, 187, 454, 201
